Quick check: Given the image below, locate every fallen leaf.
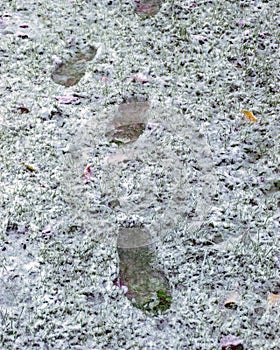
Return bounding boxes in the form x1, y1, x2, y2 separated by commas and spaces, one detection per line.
55, 95, 80, 105
129, 73, 150, 83
242, 109, 258, 123
19, 23, 30, 28
22, 162, 36, 172
83, 164, 94, 184
266, 292, 280, 313
17, 106, 30, 114
220, 335, 244, 350
16, 31, 29, 39
101, 76, 110, 83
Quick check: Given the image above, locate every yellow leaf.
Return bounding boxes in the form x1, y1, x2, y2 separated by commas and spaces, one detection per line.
22, 162, 36, 172
265, 292, 280, 314
242, 109, 258, 123
267, 293, 280, 308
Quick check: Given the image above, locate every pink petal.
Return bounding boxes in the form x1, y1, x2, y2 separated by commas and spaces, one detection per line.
55, 95, 80, 105
129, 73, 149, 83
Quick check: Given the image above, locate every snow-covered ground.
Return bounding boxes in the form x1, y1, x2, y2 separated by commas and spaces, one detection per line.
0, 1, 279, 349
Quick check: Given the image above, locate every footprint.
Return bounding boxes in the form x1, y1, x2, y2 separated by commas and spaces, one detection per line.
61, 102, 217, 314
135, 0, 162, 17
105, 100, 149, 145
116, 227, 172, 314
51, 45, 96, 87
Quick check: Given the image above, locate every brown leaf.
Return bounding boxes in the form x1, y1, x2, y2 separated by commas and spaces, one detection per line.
17, 106, 30, 114
16, 32, 29, 39
19, 23, 30, 28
